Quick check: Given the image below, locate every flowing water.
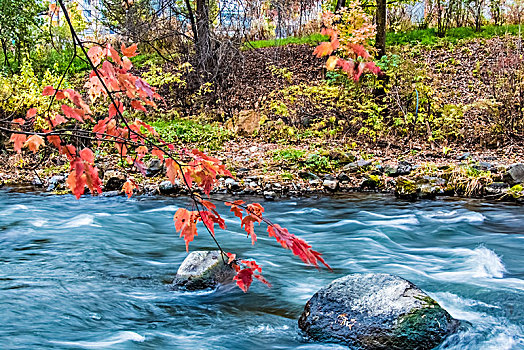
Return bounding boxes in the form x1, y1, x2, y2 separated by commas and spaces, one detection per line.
1, 189, 523, 349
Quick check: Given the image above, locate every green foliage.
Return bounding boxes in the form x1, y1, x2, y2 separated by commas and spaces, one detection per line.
243, 34, 329, 50
387, 25, 524, 47
151, 117, 234, 150
0, 61, 65, 122
305, 153, 337, 172
272, 148, 306, 163
142, 62, 192, 89
0, 0, 45, 67
268, 65, 293, 82
508, 184, 523, 199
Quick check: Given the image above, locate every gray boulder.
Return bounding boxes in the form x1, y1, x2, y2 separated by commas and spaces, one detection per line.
172, 251, 235, 291
47, 175, 65, 191
504, 164, 524, 185
299, 273, 459, 349
104, 170, 126, 191
225, 178, 241, 192
323, 179, 339, 191
159, 180, 180, 195
145, 159, 164, 177
397, 161, 413, 176
342, 160, 372, 173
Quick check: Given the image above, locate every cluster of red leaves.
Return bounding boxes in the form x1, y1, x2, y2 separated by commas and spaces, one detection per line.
172, 198, 331, 292
314, 14, 381, 81
226, 200, 331, 270
8, 11, 331, 293
173, 200, 226, 251
230, 257, 271, 293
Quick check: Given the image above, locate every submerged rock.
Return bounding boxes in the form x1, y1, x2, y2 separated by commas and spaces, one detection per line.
172, 251, 235, 291
298, 273, 459, 349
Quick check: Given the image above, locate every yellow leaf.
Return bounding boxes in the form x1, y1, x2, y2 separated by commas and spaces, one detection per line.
326, 56, 339, 71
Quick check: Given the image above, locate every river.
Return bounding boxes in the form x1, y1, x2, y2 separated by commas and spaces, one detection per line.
0, 189, 523, 349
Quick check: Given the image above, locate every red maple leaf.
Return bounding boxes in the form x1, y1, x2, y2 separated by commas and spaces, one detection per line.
10, 134, 27, 153
122, 180, 137, 198
267, 224, 331, 270
121, 43, 138, 58
108, 100, 123, 118
232, 259, 271, 292
226, 252, 236, 264
225, 200, 245, 220
24, 135, 45, 153
26, 108, 37, 119
174, 208, 199, 251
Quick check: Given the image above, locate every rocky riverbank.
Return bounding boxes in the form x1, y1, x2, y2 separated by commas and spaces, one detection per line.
0, 140, 523, 203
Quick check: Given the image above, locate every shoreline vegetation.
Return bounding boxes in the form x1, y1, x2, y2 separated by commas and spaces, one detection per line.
1, 142, 522, 203
1, 27, 523, 204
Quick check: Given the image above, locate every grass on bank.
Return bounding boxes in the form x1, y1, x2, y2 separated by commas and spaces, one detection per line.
244, 24, 523, 51
150, 118, 234, 150
386, 24, 524, 46
243, 33, 329, 50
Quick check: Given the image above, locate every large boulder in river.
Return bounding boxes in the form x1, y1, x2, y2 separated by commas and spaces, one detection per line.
298, 273, 460, 349
172, 251, 235, 291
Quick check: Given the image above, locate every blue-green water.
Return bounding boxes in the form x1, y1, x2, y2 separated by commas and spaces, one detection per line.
0, 189, 523, 349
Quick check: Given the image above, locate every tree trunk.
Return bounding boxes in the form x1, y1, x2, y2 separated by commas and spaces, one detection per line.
195, 0, 213, 74
335, 0, 346, 11
375, 0, 387, 58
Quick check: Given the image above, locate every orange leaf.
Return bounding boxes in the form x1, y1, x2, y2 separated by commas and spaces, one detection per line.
61, 104, 84, 122
108, 100, 123, 118
267, 224, 331, 270
122, 56, 133, 70
121, 43, 138, 58
165, 158, 182, 184
225, 200, 245, 220
109, 46, 123, 67
24, 135, 44, 153
47, 135, 61, 148
10, 133, 27, 153
87, 46, 103, 66
51, 114, 67, 127
131, 100, 147, 113
67, 158, 86, 199
151, 149, 164, 160
173, 208, 199, 251
26, 108, 37, 119
80, 148, 94, 164
122, 180, 137, 198
313, 42, 334, 58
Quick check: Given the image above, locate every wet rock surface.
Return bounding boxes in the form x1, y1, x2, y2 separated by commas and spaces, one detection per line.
298, 273, 460, 349
172, 251, 235, 291
504, 164, 524, 185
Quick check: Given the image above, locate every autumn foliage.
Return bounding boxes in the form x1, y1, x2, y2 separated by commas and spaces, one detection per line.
314, 2, 381, 81
5, 5, 330, 293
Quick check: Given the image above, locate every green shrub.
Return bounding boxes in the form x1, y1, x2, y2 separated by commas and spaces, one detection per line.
151, 117, 234, 150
